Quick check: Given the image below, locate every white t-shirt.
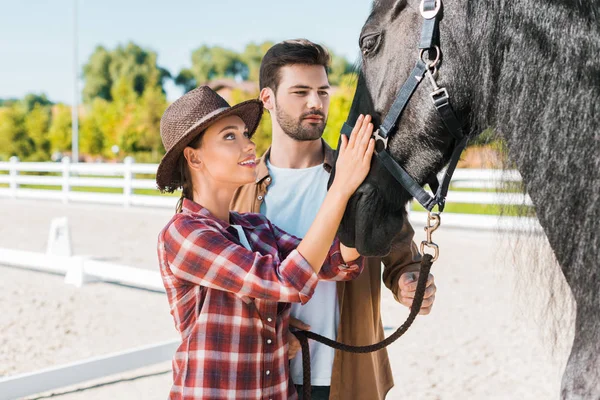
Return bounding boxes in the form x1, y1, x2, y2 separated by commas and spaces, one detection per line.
231, 224, 252, 251
261, 158, 339, 386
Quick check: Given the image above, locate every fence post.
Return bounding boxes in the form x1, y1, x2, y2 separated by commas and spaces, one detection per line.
9, 156, 19, 198
123, 156, 133, 208
62, 157, 70, 204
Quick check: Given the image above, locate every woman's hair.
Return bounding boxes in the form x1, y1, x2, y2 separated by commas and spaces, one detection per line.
175, 133, 204, 213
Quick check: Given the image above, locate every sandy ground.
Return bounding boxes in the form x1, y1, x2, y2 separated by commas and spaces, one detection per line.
0, 198, 575, 400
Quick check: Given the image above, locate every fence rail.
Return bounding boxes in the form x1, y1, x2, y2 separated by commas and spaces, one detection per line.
0, 157, 532, 210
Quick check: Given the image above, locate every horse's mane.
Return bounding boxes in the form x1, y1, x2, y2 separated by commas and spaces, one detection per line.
463, 0, 599, 355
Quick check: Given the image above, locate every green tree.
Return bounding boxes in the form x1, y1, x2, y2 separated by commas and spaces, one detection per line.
108, 76, 139, 156
80, 98, 110, 157
328, 51, 354, 86
323, 73, 357, 148
0, 98, 19, 107
24, 103, 51, 161
174, 68, 196, 93
240, 41, 274, 83
48, 104, 72, 153
131, 72, 168, 161
82, 46, 112, 102
176, 45, 249, 91
82, 42, 170, 103
22, 93, 53, 113
0, 105, 30, 160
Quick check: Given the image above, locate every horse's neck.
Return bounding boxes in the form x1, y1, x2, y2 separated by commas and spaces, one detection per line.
465, 0, 600, 137
461, 0, 600, 269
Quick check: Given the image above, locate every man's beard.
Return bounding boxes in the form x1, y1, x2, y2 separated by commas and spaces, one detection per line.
275, 101, 326, 141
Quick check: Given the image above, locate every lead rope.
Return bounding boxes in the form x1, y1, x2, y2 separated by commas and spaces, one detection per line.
293, 213, 440, 400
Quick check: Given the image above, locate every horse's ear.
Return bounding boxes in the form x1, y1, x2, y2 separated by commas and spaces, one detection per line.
260, 87, 275, 112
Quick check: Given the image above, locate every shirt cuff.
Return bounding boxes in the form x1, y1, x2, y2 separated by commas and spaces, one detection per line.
330, 239, 362, 272
279, 249, 318, 304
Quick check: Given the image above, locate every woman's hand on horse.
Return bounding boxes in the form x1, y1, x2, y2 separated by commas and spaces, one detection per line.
332, 114, 375, 199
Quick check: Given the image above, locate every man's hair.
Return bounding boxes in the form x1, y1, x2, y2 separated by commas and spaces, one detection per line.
259, 39, 330, 92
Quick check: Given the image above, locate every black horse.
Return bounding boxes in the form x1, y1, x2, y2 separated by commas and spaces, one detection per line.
333, 0, 599, 398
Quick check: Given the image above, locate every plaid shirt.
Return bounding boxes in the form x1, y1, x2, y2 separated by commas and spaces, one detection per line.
157, 199, 363, 400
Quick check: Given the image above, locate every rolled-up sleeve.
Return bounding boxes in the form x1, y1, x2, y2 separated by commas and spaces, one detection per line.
318, 238, 364, 281
162, 217, 318, 304
269, 222, 364, 282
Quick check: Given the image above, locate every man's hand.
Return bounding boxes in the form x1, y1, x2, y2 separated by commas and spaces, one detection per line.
397, 271, 436, 314
287, 317, 311, 359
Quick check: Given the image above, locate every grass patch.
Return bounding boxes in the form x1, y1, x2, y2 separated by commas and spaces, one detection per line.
410, 202, 534, 216
15, 184, 178, 197
448, 181, 524, 193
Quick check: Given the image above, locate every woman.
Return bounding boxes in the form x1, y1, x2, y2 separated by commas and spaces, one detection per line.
156, 86, 375, 400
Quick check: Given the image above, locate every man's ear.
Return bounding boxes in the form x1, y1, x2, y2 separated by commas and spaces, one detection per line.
183, 147, 202, 170
260, 87, 275, 112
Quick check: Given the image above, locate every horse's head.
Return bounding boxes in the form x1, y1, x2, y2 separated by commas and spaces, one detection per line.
332, 0, 471, 256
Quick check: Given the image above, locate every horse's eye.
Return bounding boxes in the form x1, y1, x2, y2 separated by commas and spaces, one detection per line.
360, 33, 382, 56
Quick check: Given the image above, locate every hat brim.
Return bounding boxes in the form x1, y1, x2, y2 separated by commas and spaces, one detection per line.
156, 98, 263, 192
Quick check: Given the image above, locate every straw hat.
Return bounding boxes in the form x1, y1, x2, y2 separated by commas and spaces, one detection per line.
156, 86, 263, 192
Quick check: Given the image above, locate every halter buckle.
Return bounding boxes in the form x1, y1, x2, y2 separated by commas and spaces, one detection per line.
420, 212, 441, 261
373, 129, 389, 153
420, 0, 441, 20
430, 88, 449, 105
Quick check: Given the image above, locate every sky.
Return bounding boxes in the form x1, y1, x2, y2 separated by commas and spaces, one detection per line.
0, 0, 373, 104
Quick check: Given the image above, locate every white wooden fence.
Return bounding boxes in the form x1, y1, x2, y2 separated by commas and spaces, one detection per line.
0, 156, 532, 211
0, 158, 539, 398
0, 156, 173, 208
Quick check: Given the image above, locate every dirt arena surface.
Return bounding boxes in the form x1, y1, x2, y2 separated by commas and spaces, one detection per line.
0, 199, 573, 399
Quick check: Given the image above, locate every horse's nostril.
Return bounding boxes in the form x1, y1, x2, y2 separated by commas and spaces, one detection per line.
372, 112, 383, 126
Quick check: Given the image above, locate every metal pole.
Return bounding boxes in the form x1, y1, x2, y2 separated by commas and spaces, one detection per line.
71, 0, 79, 163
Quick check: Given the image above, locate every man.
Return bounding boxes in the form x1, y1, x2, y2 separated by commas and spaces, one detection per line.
231, 39, 437, 400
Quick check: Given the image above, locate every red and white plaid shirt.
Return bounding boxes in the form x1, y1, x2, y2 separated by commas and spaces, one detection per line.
157, 199, 363, 400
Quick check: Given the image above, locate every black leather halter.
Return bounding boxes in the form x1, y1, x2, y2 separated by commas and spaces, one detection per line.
341, 0, 468, 212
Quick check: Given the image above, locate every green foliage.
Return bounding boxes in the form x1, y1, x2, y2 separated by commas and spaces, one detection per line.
7, 40, 495, 165
79, 72, 168, 161
24, 104, 51, 161
82, 46, 112, 102
135, 77, 168, 159
328, 50, 355, 86
22, 93, 53, 112
175, 42, 274, 92
175, 68, 196, 94
323, 73, 358, 149
0, 100, 57, 161
48, 104, 72, 153
82, 42, 170, 103
240, 42, 274, 83
0, 105, 30, 160
0, 98, 19, 107
80, 98, 110, 157
188, 45, 247, 84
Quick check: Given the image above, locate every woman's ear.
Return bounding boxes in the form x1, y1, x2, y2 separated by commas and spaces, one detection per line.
260, 87, 275, 112
183, 147, 202, 170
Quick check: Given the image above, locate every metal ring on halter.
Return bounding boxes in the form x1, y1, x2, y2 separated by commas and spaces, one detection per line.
420, 0, 441, 19
420, 213, 440, 261
420, 241, 439, 261
419, 45, 441, 69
